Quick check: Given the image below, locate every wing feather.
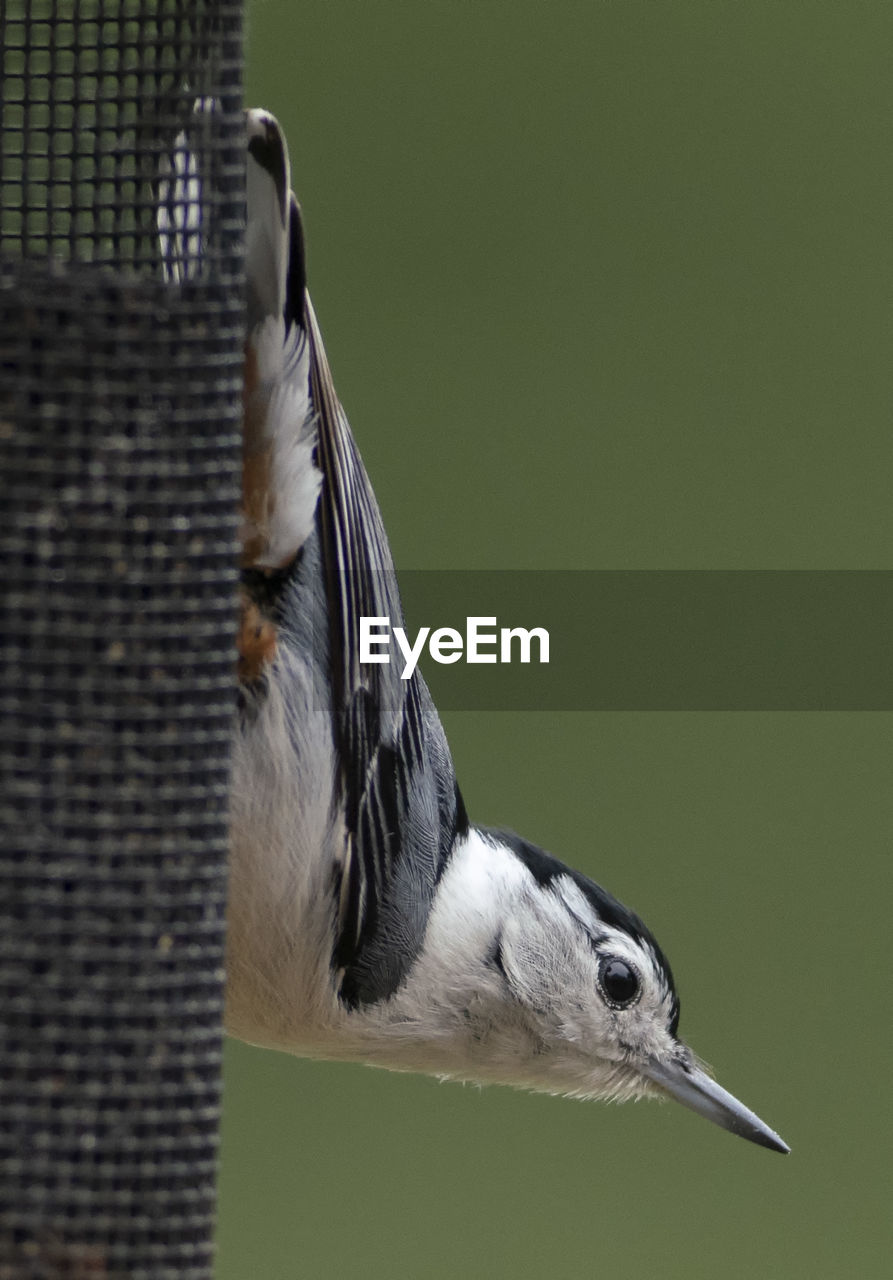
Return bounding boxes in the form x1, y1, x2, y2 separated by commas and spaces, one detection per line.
302, 238, 465, 1006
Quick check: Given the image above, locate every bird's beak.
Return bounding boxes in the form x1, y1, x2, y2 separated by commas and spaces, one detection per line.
641, 1055, 789, 1153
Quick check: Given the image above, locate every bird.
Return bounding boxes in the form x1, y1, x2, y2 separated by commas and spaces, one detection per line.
220, 107, 788, 1154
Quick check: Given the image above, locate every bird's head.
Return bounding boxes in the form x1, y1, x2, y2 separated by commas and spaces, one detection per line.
473, 830, 789, 1152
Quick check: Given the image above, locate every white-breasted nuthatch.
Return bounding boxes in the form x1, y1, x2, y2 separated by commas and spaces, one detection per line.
215, 109, 789, 1153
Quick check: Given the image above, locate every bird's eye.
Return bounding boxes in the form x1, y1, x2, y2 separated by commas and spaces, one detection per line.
598, 956, 640, 1009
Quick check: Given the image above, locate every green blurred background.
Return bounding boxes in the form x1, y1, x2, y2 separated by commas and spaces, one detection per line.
219, 3, 892, 1276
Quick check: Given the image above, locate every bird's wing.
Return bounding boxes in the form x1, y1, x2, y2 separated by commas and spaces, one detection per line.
303, 250, 467, 1009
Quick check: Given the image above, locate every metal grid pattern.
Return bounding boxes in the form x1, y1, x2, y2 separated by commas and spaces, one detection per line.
1, 0, 243, 275
0, 2, 244, 1275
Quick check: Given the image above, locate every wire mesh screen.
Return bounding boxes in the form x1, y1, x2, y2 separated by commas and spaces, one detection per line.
0, 2, 243, 1276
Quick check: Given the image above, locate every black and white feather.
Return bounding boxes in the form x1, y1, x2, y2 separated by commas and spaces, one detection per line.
221, 109, 788, 1154
157, 96, 219, 284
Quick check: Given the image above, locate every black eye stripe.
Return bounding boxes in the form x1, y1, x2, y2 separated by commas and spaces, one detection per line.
490, 938, 509, 982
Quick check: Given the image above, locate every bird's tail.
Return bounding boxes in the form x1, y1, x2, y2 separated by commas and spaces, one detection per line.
242, 109, 320, 573
246, 108, 308, 331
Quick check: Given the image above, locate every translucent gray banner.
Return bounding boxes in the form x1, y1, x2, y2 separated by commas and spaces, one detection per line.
378, 571, 893, 709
